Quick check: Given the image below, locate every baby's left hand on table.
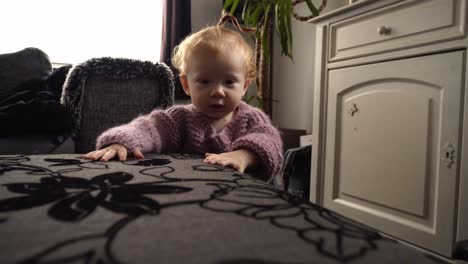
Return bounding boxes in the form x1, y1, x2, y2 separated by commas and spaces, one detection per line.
204, 149, 258, 173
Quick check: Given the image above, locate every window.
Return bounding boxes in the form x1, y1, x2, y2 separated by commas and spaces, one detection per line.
1, 0, 163, 64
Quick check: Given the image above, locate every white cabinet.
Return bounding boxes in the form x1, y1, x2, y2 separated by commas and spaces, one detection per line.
326, 51, 463, 256
310, 0, 468, 259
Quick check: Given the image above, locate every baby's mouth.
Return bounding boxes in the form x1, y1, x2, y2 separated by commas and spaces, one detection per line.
209, 104, 224, 109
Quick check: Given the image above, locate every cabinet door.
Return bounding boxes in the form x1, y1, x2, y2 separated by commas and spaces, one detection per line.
323, 51, 464, 257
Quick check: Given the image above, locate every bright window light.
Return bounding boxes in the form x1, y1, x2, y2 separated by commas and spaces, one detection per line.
1, 0, 163, 64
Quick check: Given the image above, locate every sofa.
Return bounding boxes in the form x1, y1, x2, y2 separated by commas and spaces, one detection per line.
0, 48, 175, 155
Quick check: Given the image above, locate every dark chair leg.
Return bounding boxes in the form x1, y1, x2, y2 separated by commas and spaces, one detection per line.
452, 240, 468, 261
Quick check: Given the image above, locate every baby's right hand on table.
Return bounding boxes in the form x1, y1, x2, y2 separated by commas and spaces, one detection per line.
83, 144, 144, 162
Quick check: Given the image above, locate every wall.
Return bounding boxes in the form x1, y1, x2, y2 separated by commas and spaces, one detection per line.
191, 0, 223, 31
272, 1, 346, 133
191, 1, 346, 132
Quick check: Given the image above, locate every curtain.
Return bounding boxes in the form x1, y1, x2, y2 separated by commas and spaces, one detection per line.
160, 0, 192, 100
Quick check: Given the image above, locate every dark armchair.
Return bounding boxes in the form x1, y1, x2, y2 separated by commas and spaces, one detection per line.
62, 57, 175, 153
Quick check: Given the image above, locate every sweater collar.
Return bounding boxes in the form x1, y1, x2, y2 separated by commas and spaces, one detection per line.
191, 102, 249, 136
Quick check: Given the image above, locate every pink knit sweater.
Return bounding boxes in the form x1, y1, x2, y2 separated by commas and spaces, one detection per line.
96, 102, 283, 181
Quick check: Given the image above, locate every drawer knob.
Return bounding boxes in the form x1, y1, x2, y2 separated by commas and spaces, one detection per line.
377, 26, 392, 35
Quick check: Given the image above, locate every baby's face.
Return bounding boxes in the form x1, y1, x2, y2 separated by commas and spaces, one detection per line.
183, 46, 249, 120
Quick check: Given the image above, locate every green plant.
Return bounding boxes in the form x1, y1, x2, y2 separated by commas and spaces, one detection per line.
222, 0, 327, 114
223, 0, 326, 59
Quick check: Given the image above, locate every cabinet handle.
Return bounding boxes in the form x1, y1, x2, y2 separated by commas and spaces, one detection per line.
347, 103, 359, 116
377, 26, 392, 35
442, 143, 456, 169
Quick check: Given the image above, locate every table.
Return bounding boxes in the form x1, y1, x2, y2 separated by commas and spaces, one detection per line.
0, 154, 446, 263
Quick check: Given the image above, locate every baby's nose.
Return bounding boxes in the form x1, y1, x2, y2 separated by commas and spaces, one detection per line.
210, 85, 225, 97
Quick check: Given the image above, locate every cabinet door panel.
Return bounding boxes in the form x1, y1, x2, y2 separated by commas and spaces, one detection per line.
324, 51, 464, 256
341, 90, 430, 216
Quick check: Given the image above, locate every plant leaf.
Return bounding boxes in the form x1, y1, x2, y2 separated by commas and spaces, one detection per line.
274, 1, 281, 33
261, 4, 272, 58
257, 96, 264, 109
223, 0, 234, 12
275, 0, 293, 59
229, 0, 241, 15
242, 1, 251, 24
248, 5, 264, 28
243, 95, 256, 104
285, 0, 293, 58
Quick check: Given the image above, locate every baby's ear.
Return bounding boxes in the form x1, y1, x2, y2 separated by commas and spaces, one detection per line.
242, 79, 252, 95
179, 75, 190, 96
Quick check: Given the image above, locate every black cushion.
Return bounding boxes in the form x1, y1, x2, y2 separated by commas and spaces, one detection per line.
47, 64, 72, 101
0, 47, 52, 99
0, 49, 72, 137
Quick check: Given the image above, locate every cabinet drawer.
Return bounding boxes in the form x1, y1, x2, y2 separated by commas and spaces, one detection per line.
329, 0, 466, 61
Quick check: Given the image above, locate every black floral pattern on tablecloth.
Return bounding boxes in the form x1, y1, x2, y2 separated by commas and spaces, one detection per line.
124, 158, 172, 167
1, 172, 192, 221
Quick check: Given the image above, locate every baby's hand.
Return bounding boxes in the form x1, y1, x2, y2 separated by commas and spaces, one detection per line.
204, 149, 258, 173
83, 144, 144, 162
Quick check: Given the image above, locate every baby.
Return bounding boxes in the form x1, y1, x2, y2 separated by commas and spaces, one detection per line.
84, 24, 283, 181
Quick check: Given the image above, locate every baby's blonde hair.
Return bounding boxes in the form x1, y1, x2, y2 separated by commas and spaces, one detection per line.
171, 25, 256, 80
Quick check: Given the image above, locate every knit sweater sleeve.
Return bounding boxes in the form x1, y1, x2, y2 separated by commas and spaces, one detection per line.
96, 106, 186, 153
231, 108, 283, 182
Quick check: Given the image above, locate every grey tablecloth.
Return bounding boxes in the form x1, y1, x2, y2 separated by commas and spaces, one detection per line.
0, 154, 446, 263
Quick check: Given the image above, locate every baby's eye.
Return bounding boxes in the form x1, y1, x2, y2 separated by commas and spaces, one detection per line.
224, 79, 235, 85
197, 79, 209, 84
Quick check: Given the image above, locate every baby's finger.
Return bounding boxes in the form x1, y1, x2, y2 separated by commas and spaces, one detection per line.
223, 161, 243, 173
133, 149, 144, 159
217, 159, 230, 166
204, 155, 218, 164
91, 149, 107, 161
101, 149, 116, 162
83, 151, 97, 159
203, 157, 214, 164
117, 148, 127, 161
